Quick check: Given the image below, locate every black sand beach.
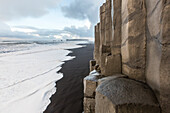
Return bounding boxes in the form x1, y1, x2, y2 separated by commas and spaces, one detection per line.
44, 44, 94, 113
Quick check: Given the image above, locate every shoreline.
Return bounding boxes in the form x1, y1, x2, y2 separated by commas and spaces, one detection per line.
44, 44, 94, 113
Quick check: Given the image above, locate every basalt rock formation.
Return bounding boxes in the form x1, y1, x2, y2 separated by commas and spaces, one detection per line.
84, 0, 170, 113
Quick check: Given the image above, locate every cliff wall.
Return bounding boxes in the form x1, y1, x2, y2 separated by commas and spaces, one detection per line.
85, 0, 170, 113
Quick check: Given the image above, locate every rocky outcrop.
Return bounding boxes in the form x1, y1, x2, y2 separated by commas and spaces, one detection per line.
84, 70, 104, 113
160, 1, 170, 112
121, 0, 147, 82
85, 0, 170, 113
96, 76, 160, 113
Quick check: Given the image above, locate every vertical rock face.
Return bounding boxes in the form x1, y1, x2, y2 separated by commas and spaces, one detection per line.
112, 0, 122, 54
121, 0, 147, 81
102, 0, 119, 76
98, 0, 122, 76
99, 3, 107, 75
146, 1, 170, 112
146, 0, 162, 98
145, 0, 163, 109
105, 0, 112, 46
88, 0, 170, 112
94, 23, 100, 65
104, 0, 122, 75
160, 1, 170, 112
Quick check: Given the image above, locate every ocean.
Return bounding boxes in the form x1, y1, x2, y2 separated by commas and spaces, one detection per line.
0, 40, 85, 113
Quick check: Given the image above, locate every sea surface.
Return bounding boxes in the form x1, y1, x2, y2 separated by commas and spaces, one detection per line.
0, 40, 85, 113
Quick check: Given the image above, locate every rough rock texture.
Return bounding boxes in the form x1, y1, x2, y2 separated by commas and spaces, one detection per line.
99, 3, 107, 75
84, 71, 104, 113
121, 0, 146, 81
84, 98, 95, 113
94, 23, 100, 65
84, 74, 98, 98
146, 1, 170, 113
86, 0, 170, 112
96, 77, 160, 113
97, 0, 122, 76
103, 0, 122, 76
160, 1, 170, 113
146, 0, 162, 98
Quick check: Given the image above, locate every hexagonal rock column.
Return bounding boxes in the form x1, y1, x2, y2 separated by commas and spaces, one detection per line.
103, 0, 122, 76
95, 76, 160, 113
160, 2, 170, 113
84, 70, 104, 113
94, 23, 101, 65
99, 3, 107, 75
121, 0, 147, 81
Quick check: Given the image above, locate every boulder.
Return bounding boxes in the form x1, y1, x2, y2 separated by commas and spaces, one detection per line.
95, 76, 160, 113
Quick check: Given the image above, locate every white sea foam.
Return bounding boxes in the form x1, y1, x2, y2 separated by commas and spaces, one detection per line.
0, 41, 86, 113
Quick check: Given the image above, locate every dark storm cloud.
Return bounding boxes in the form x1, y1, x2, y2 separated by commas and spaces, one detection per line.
61, 0, 104, 24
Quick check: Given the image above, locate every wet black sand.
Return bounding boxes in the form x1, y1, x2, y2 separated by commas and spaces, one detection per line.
44, 44, 94, 113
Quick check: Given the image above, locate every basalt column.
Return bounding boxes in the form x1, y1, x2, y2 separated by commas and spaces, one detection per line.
94, 23, 101, 65
145, 0, 163, 99
101, 0, 122, 76
121, 0, 147, 81
160, 1, 170, 112
99, 3, 107, 75
145, 0, 170, 112
108, 0, 122, 75
102, 0, 114, 76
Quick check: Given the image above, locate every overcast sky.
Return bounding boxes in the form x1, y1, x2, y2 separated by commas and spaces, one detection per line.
0, 0, 105, 40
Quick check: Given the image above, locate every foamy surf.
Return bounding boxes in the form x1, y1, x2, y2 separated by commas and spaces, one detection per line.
0, 40, 86, 113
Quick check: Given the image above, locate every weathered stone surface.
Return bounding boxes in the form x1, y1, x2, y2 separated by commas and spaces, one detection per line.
111, 0, 122, 55
84, 70, 105, 113
84, 76, 97, 98
99, 4, 106, 74
145, 1, 170, 113
95, 76, 160, 113
100, 4, 106, 45
85, 0, 170, 113
103, 54, 121, 76
117, 104, 161, 113
160, 3, 170, 113
105, 0, 112, 46
98, 74, 127, 85
90, 60, 96, 72
99, 0, 122, 76
84, 98, 95, 113
84, 70, 103, 98
121, 0, 146, 81
94, 23, 100, 65
145, 0, 163, 104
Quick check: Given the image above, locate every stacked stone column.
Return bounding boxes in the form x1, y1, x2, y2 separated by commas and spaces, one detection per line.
121, 0, 147, 82
102, 0, 121, 76
99, 3, 107, 75
160, 1, 170, 112
85, 0, 170, 112
94, 23, 100, 65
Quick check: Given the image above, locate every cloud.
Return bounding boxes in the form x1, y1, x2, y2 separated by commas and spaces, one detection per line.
64, 26, 93, 37
61, 0, 105, 37
0, 25, 93, 40
61, 0, 105, 24
0, 0, 60, 21
0, 21, 11, 31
